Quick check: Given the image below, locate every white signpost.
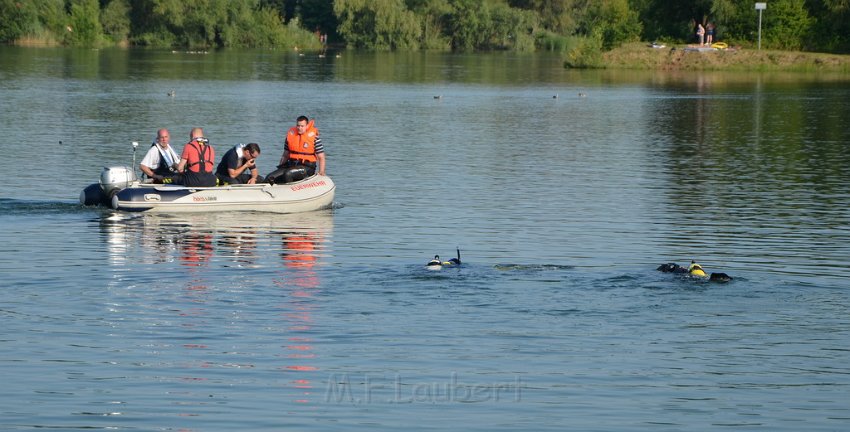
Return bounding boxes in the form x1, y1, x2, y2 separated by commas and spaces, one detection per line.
755, 2, 767, 50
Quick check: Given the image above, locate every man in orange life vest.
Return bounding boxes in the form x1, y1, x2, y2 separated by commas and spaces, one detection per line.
174, 127, 217, 187
278, 116, 326, 177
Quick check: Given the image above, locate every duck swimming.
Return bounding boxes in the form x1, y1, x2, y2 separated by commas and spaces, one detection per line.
426, 248, 462, 269
427, 255, 443, 269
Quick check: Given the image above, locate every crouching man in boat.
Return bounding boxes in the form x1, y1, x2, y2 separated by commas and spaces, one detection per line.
139, 128, 179, 183
266, 116, 326, 184
216, 142, 263, 185
172, 127, 217, 187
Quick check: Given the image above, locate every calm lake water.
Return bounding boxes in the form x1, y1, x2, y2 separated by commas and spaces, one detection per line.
1, 46, 849, 431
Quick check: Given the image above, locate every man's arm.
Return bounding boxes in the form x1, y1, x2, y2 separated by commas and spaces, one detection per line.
140, 164, 156, 178
278, 149, 289, 168
316, 152, 326, 176
227, 155, 254, 178
140, 147, 159, 178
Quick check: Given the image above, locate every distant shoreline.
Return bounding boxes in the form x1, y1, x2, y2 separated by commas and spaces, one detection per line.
596, 42, 850, 73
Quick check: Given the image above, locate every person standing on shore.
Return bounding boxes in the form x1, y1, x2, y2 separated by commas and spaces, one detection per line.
696, 23, 705, 45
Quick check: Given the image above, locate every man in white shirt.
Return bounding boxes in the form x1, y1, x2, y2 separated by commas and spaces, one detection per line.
139, 128, 180, 182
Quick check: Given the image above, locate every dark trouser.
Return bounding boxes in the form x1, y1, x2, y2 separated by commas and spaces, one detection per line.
146, 175, 173, 184
286, 160, 316, 176
217, 173, 263, 185
173, 171, 217, 187
266, 161, 315, 184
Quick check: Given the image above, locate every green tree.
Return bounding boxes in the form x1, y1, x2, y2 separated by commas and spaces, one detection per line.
407, 0, 453, 49
807, 0, 850, 51
299, 0, 338, 39
33, 0, 69, 42
446, 0, 489, 50
0, 0, 35, 42
579, 0, 641, 49
711, 0, 812, 49
635, 0, 712, 42
761, 0, 812, 49
490, 2, 538, 50
101, 0, 131, 43
508, 0, 579, 35
565, 31, 603, 67
334, 0, 421, 49
218, 0, 260, 46
69, 0, 103, 46
448, 0, 538, 50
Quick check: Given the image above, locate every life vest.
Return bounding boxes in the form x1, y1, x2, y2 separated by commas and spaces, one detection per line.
150, 143, 178, 177
185, 138, 214, 174
286, 121, 318, 163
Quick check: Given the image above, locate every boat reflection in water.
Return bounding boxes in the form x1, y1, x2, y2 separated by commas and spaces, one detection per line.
98, 210, 333, 409
100, 210, 333, 270
275, 215, 328, 404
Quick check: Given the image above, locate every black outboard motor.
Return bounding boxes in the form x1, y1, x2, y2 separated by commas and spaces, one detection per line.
80, 183, 109, 206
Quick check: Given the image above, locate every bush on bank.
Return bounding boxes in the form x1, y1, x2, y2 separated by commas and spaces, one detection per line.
2, 0, 849, 56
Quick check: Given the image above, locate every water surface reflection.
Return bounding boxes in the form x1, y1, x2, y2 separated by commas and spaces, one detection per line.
97, 210, 333, 416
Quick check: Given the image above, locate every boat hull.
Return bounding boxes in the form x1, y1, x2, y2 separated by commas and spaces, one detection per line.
111, 175, 335, 213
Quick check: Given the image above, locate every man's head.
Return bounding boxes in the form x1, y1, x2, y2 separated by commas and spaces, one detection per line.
295, 116, 310, 135
244, 143, 261, 159
190, 127, 204, 141
156, 129, 170, 147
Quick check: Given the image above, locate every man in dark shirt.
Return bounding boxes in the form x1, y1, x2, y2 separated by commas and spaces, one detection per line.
216, 142, 262, 185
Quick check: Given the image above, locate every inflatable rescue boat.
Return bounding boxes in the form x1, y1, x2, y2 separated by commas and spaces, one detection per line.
80, 166, 335, 214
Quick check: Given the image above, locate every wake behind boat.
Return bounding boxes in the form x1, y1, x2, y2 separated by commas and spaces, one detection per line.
81, 166, 335, 214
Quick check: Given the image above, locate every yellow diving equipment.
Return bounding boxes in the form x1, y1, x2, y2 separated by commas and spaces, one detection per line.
688, 262, 707, 277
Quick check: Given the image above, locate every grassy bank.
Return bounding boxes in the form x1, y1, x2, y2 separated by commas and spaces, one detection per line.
599, 42, 850, 73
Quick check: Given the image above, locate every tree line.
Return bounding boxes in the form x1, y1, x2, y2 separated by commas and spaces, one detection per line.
1, 0, 848, 53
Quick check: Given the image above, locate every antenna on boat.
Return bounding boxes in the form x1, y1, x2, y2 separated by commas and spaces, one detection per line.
131, 141, 139, 177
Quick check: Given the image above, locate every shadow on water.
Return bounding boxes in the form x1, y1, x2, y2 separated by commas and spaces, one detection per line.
0, 198, 100, 216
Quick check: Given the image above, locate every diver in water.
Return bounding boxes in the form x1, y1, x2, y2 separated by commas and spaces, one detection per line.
657, 260, 732, 282
687, 261, 706, 277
